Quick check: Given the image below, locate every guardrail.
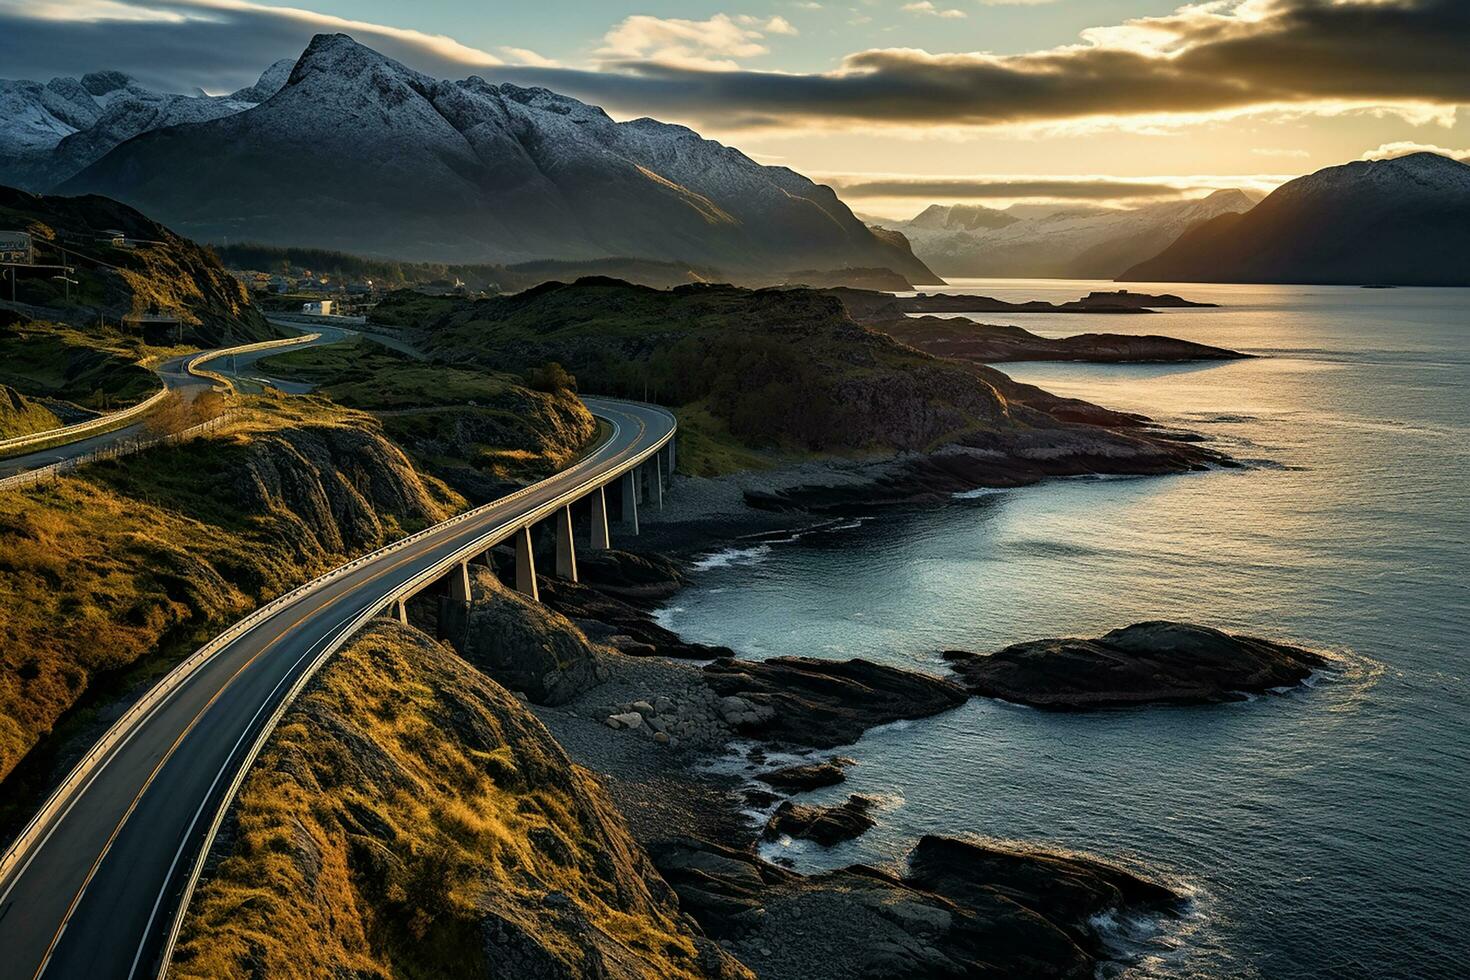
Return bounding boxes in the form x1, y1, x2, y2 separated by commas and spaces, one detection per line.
0, 388, 170, 458
0, 399, 676, 957
0, 412, 235, 492
0, 331, 321, 465
185, 332, 322, 392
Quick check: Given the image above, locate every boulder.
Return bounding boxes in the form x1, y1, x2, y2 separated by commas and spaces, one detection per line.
762, 796, 876, 846
755, 759, 851, 791
944, 620, 1329, 709
452, 566, 603, 706
703, 657, 968, 748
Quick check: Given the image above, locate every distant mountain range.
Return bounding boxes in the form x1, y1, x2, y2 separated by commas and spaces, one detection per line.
1121, 153, 1470, 286
877, 191, 1260, 279
0, 35, 938, 281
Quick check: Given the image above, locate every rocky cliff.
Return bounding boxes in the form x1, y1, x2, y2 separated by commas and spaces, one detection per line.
171, 621, 748, 979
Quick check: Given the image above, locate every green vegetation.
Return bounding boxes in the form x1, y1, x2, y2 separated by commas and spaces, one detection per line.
0, 186, 272, 345
171, 622, 722, 979
0, 320, 159, 412
259, 337, 597, 489
372, 278, 1013, 476
0, 395, 464, 794
0, 385, 61, 439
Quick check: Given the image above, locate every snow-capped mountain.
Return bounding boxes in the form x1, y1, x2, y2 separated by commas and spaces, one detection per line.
879, 190, 1259, 279
1121, 153, 1470, 286
0, 64, 289, 190
20, 34, 936, 279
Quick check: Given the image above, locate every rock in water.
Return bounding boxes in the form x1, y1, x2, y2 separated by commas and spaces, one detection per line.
944, 620, 1328, 710
703, 656, 968, 748
755, 759, 852, 791
762, 796, 876, 846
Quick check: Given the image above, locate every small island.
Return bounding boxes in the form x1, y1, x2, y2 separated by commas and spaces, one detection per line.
944, 621, 1328, 710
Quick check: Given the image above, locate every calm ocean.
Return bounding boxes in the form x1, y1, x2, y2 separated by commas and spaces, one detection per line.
657, 280, 1470, 979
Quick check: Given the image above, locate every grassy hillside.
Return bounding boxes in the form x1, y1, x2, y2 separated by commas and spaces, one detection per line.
258, 337, 597, 495
0, 319, 159, 413
0, 384, 61, 439
171, 622, 737, 979
0, 185, 272, 345
373, 279, 1013, 476
0, 396, 464, 798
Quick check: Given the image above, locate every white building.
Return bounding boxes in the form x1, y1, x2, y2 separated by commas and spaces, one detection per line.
301, 300, 333, 315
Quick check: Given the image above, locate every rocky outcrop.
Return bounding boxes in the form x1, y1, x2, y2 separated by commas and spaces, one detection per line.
450, 565, 607, 706
702, 657, 968, 748
575, 550, 688, 602
235, 421, 445, 558
649, 833, 1181, 978
943, 620, 1329, 709
173, 621, 750, 979
755, 759, 852, 791
762, 796, 875, 846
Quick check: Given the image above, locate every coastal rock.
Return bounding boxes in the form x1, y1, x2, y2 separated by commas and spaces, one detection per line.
574, 550, 687, 602
703, 657, 968, 748
755, 759, 852, 792
943, 620, 1328, 709
650, 833, 1180, 978
762, 796, 876, 846
537, 576, 735, 660
451, 566, 604, 706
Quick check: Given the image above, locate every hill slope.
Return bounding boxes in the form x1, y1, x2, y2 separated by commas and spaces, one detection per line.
0, 185, 271, 343
57, 34, 938, 282
1121, 153, 1470, 286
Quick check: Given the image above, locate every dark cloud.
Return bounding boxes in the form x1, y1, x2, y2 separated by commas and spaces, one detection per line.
826, 178, 1189, 200
1, 0, 1466, 127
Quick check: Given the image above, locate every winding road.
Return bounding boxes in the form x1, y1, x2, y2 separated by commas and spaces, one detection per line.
0, 325, 346, 482
0, 396, 675, 979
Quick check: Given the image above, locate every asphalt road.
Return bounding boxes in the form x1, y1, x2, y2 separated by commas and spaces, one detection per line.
0, 397, 673, 979
0, 327, 342, 481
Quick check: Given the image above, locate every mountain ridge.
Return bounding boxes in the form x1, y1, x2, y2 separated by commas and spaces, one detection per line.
29, 34, 937, 280
1121, 153, 1470, 285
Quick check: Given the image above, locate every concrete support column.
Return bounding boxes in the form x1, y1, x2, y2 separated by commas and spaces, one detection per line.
394, 597, 408, 625
666, 438, 676, 477
449, 559, 472, 603
514, 525, 539, 601
648, 459, 664, 510
554, 505, 578, 582
469, 550, 494, 569
589, 485, 611, 550
620, 469, 639, 535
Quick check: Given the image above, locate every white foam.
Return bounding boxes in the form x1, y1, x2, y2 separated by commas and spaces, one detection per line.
690, 544, 772, 571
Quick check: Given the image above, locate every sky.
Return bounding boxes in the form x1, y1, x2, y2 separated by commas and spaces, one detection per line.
2, 0, 1467, 218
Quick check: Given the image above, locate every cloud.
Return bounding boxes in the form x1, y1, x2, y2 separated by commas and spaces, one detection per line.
1360, 140, 1470, 161
1, 0, 1465, 136
500, 46, 560, 69
1252, 147, 1311, 159
0, 0, 504, 92
597, 13, 795, 71
902, 2, 967, 17
820, 171, 1293, 203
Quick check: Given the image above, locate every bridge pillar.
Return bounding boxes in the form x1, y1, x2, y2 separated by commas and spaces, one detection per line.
589, 485, 611, 550
648, 459, 663, 510
449, 559, 472, 603
469, 550, 494, 569
555, 505, 578, 581
620, 470, 639, 535
514, 525, 539, 601
394, 597, 408, 625
667, 438, 676, 477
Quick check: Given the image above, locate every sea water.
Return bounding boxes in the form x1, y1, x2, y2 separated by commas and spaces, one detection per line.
657, 280, 1470, 979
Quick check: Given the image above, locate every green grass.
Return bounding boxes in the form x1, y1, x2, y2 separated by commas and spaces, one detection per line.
0, 321, 159, 410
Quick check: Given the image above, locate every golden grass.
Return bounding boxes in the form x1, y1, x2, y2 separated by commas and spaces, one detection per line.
171, 623, 714, 979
